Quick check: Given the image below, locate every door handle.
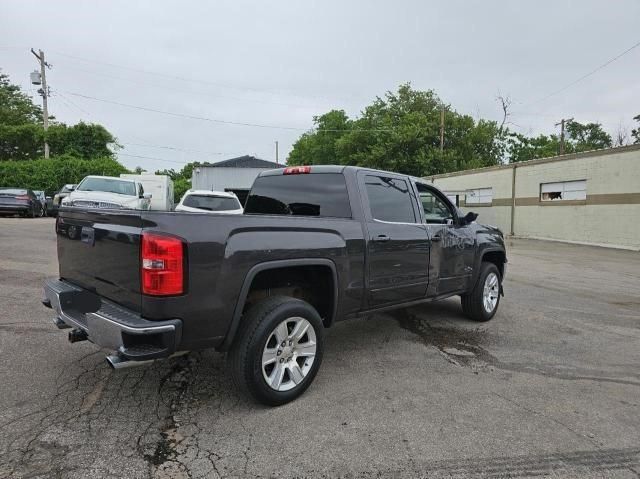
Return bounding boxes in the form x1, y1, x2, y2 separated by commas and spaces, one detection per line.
373, 234, 391, 242
431, 234, 442, 242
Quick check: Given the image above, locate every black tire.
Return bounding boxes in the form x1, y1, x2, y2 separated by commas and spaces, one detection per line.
228, 295, 324, 406
461, 262, 501, 322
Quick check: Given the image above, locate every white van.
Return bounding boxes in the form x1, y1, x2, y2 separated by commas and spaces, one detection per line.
120, 174, 174, 211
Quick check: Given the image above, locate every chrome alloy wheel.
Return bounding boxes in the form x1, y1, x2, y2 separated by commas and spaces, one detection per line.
262, 317, 317, 392
483, 272, 499, 313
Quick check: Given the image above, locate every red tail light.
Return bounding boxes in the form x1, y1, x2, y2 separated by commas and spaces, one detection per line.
283, 166, 311, 175
15, 195, 30, 200
141, 233, 185, 296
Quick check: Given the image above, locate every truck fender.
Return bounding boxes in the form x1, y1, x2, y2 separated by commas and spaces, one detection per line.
220, 258, 338, 351
470, 247, 507, 292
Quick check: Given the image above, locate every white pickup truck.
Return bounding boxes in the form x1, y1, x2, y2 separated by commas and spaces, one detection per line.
63, 176, 152, 210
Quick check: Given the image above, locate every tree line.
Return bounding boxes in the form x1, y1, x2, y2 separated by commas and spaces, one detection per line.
0, 72, 126, 194
2, 71, 639, 195
287, 84, 639, 177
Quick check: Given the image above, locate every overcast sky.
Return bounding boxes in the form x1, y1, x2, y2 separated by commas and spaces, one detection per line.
2, 0, 639, 171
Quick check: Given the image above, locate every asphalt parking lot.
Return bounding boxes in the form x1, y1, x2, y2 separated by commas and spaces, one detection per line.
0, 216, 639, 479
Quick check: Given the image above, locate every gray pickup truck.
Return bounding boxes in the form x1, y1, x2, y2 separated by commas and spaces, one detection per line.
43, 165, 507, 405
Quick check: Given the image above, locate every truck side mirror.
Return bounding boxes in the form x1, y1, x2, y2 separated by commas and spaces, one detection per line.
461, 211, 478, 225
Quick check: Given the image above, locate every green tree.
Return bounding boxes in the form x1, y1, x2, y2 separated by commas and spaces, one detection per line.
288, 110, 351, 166
506, 132, 564, 163
565, 120, 612, 151
631, 115, 640, 144
507, 120, 613, 163
156, 161, 207, 201
288, 84, 504, 177
0, 72, 43, 125
0, 72, 118, 161
46, 122, 119, 159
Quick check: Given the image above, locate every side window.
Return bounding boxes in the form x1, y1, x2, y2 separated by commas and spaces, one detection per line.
416, 183, 454, 224
365, 175, 416, 223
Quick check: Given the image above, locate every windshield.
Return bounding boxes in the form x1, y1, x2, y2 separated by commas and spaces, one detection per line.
0, 188, 27, 196
182, 194, 241, 211
77, 178, 136, 196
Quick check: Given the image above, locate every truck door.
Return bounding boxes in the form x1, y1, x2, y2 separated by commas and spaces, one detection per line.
359, 172, 430, 307
415, 182, 475, 294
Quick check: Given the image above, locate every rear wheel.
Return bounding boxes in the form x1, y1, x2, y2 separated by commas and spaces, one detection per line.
229, 296, 324, 406
461, 262, 501, 322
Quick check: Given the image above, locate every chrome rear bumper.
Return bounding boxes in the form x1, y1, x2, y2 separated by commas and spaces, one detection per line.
43, 278, 182, 362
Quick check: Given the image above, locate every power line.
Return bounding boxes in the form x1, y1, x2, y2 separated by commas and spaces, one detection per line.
53, 92, 247, 159
54, 91, 93, 117
120, 142, 228, 156
61, 90, 392, 132
523, 38, 640, 108
63, 91, 308, 130
116, 152, 190, 164
59, 63, 326, 110
50, 50, 353, 104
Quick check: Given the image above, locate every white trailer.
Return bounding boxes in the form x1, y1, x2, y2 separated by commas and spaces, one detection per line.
120, 174, 174, 211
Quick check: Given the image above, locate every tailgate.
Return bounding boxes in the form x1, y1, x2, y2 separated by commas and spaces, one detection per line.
56, 209, 143, 312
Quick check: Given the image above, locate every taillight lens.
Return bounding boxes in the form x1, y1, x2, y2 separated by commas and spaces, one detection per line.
16, 195, 30, 200
141, 233, 185, 296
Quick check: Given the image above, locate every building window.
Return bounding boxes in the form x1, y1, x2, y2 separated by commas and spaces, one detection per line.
465, 188, 493, 205
540, 180, 586, 201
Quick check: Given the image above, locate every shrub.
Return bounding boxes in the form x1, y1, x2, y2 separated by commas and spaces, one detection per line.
0, 155, 129, 196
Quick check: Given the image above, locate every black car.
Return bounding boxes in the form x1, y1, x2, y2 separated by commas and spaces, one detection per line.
0, 188, 42, 217
44, 165, 507, 405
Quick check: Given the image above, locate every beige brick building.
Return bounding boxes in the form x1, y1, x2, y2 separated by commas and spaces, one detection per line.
426, 144, 640, 250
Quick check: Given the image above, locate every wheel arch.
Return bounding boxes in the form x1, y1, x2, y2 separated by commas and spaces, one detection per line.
469, 247, 506, 291
220, 258, 338, 351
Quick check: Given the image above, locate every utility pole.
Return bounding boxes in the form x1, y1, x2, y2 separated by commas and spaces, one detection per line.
30, 48, 51, 158
555, 117, 573, 156
275, 141, 279, 164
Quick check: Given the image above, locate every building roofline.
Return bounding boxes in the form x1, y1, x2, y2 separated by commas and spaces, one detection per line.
425, 144, 640, 180
202, 155, 282, 169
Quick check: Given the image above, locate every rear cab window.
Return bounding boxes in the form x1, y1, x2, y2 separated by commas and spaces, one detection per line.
244, 173, 351, 218
183, 194, 241, 211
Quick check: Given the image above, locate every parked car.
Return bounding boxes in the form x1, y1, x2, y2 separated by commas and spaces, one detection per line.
63, 176, 152, 210
175, 189, 243, 214
43, 165, 507, 406
0, 188, 42, 217
51, 184, 77, 216
33, 190, 48, 216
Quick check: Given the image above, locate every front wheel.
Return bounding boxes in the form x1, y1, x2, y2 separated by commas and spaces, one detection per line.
461, 262, 501, 322
229, 296, 324, 406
